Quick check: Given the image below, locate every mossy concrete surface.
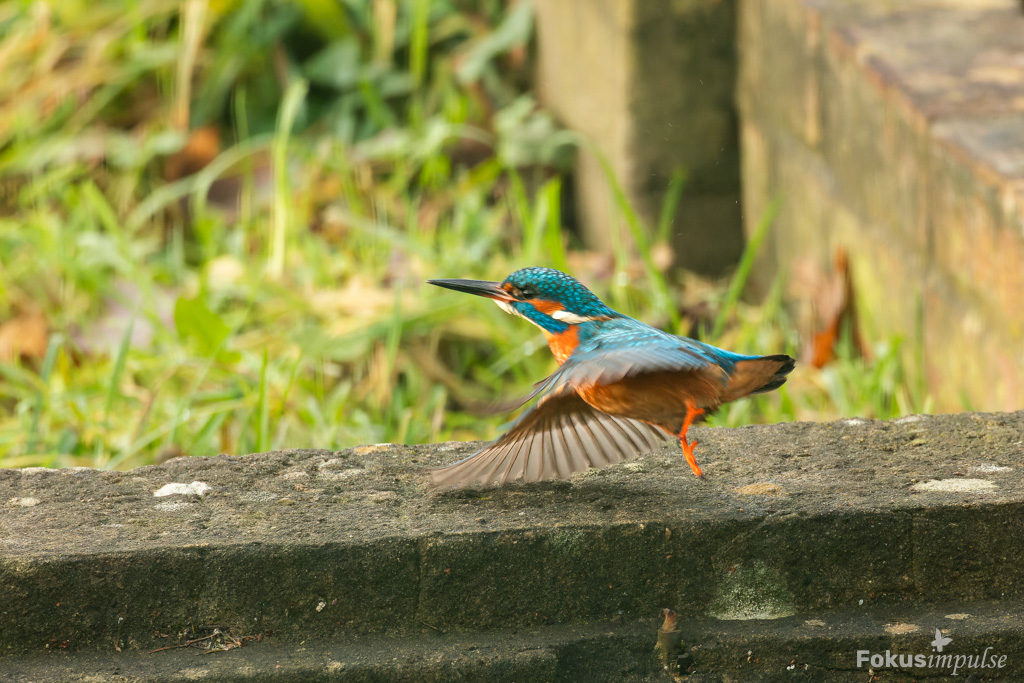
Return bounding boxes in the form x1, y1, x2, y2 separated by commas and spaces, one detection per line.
5, 600, 1024, 681
3, 411, 1024, 679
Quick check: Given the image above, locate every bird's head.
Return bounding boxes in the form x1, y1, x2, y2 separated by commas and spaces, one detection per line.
428, 267, 617, 334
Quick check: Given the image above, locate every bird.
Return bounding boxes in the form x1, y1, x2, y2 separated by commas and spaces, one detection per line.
427, 267, 795, 488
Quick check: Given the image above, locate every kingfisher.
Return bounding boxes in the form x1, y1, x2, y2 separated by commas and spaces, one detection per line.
428, 267, 795, 488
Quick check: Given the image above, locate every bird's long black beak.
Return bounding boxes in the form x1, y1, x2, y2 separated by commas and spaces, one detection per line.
427, 278, 513, 301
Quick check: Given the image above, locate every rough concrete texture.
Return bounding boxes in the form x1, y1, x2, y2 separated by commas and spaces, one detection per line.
534, 0, 743, 275
738, 0, 1024, 412
6, 601, 1024, 681
4, 412, 1024, 680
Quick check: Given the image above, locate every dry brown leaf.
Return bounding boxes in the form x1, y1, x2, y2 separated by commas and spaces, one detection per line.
792, 247, 869, 368
164, 125, 221, 182
0, 308, 48, 363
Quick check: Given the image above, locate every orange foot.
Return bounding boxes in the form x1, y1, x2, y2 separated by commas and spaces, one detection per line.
679, 400, 705, 478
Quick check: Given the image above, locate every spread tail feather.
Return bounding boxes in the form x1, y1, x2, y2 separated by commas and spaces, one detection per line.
721, 354, 795, 402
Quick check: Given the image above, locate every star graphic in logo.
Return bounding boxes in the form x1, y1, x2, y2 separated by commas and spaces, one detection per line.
931, 628, 952, 652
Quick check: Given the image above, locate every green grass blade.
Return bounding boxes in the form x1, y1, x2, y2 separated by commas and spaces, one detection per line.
255, 349, 270, 453
543, 177, 568, 272
26, 334, 63, 457
103, 317, 135, 427
656, 167, 686, 245
592, 145, 679, 327
711, 197, 779, 340
269, 78, 309, 279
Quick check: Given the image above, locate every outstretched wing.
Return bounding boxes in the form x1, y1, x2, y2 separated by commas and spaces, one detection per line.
429, 389, 668, 488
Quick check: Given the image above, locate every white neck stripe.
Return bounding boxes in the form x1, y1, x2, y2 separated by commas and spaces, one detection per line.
551, 310, 601, 324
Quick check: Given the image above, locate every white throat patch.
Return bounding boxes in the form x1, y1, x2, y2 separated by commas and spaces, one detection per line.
493, 299, 521, 317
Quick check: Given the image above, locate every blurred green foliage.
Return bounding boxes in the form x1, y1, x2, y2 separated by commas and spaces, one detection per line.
0, 0, 929, 469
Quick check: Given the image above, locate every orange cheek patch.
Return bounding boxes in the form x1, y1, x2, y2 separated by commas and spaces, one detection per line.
532, 299, 565, 315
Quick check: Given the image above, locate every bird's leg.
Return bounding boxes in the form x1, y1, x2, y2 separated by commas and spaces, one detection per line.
679, 399, 705, 478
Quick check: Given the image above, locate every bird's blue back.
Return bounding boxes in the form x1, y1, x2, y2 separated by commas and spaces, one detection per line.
572, 316, 754, 374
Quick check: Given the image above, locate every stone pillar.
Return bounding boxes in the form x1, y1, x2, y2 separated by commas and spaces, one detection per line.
534, 0, 742, 276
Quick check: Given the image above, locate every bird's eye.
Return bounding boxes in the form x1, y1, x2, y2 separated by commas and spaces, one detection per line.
501, 283, 522, 298
516, 285, 534, 299
506, 285, 528, 299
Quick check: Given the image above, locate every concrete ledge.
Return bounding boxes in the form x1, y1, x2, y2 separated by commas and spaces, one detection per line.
3, 412, 1024, 678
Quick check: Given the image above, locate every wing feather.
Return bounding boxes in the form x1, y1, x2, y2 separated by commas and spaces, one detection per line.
501, 433, 528, 482
559, 409, 590, 473
570, 409, 606, 468
429, 390, 669, 488
549, 413, 572, 479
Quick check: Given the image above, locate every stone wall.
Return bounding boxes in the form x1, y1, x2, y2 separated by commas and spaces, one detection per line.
738, 0, 1024, 411
534, 0, 1024, 412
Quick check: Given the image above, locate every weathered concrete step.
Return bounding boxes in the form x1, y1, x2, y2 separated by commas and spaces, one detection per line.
4, 600, 1022, 682
2, 412, 1024, 660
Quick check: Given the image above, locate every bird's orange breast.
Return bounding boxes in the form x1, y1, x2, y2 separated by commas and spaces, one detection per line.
530, 299, 580, 365
577, 367, 727, 428
542, 325, 579, 365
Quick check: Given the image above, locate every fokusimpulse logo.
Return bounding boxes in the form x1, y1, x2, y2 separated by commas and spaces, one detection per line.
856, 628, 1008, 677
